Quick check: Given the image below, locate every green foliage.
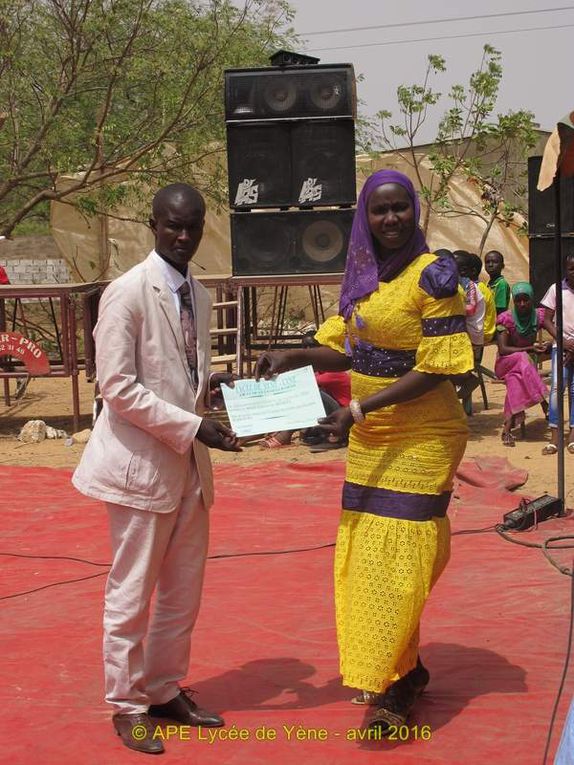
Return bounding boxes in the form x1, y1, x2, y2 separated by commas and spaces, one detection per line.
368, 45, 538, 250
0, 0, 297, 236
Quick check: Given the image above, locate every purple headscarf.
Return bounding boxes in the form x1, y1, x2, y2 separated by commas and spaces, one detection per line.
339, 169, 429, 321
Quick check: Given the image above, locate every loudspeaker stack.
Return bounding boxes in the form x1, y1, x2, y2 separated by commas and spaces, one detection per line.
528, 155, 574, 302
224, 54, 357, 276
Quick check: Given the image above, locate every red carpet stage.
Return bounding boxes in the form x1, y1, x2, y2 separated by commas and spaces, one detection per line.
2, 459, 574, 764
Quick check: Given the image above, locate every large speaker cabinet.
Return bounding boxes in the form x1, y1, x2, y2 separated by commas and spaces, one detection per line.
225, 60, 357, 277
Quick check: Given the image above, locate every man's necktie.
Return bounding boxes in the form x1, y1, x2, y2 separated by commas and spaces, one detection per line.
178, 281, 198, 385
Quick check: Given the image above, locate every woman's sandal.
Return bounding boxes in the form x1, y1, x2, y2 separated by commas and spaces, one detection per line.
367, 677, 420, 734
542, 443, 558, 455
365, 660, 430, 734
259, 434, 292, 449
501, 432, 516, 447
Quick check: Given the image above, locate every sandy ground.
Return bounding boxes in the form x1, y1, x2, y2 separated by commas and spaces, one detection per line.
0, 346, 569, 503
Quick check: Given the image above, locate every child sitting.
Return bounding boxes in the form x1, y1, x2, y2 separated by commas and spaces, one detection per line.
495, 282, 550, 446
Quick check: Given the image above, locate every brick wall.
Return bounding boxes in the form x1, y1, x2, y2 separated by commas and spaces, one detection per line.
0, 257, 72, 284
0, 236, 72, 284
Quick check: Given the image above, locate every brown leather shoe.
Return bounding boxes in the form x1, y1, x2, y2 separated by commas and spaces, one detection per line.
113, 712, 164, 754
149, 688, 224, 727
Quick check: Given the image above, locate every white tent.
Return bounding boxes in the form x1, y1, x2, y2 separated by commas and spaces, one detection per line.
51, 150, 529, 286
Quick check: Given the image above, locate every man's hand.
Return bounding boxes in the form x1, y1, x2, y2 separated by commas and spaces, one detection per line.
196, 418, 242, 452
316, 406, 354, 441
210, 372, 239, 391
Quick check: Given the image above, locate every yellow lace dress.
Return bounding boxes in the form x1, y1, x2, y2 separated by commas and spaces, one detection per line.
315, 252, 474, 693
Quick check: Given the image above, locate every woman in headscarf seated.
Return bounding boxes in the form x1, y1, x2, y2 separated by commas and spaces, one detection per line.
494, 282, 550, 446
255, 170, 474, 734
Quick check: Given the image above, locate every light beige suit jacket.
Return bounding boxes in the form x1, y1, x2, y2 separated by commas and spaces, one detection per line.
72, 252, 214, 513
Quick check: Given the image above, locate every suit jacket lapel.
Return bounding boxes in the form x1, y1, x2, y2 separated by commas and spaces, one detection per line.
145, 255, 194, 388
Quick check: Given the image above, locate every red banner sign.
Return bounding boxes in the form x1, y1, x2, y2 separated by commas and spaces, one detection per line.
0, 331, 50, 375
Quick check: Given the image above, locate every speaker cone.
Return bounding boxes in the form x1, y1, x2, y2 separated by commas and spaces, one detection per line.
301, 220, 344, 263
309, 74, 344, 112
248, 219, 291, 267
263, 79, 297, 114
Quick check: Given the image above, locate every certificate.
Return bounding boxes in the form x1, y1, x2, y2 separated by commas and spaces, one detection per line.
220, 365, 326, 437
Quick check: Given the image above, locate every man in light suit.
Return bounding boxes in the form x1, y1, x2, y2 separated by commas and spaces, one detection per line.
73, 183, 240, 755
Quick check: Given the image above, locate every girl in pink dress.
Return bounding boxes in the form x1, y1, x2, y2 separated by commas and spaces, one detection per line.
495, 282, 550, 446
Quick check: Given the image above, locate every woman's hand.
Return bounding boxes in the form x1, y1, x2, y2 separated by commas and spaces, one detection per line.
255, 351, 297, 380
533, 340, 551, 354
316, 406, 354, 441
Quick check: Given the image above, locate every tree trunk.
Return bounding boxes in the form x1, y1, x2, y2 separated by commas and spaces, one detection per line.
478, 212, 497, 256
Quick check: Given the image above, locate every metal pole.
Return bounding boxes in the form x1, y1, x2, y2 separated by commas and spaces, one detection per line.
554, 176, 566, 512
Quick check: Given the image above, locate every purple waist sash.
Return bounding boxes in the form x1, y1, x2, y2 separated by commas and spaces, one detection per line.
352, 344, 416, 378
342, 481, 451, 521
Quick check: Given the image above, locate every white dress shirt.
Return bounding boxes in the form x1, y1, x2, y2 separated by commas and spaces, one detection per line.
151, 249, 195, 316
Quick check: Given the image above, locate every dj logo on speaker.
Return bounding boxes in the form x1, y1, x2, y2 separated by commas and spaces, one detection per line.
234, 179, 259, 206
298, 178, 323, 205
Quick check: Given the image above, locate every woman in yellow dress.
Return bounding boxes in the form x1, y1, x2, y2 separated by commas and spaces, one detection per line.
255, 170, 473, 732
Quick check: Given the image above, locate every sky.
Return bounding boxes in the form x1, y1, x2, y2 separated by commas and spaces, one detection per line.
284, 0, 573, 144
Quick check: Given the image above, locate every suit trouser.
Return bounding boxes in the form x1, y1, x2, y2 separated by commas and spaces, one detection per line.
103, 464, 209, 715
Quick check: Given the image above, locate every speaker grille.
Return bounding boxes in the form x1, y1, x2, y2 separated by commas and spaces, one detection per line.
292, 121, 356, 206
231, 209, 354, 276
227, 121, 356, 209
224, 65, 356, 121
227, 124, 291, 208
528, 156, 574, 235
529, 236, 574, 304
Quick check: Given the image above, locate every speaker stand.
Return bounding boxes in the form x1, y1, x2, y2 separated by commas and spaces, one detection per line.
267, 284, 326, 346
240, 282, 331, 374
